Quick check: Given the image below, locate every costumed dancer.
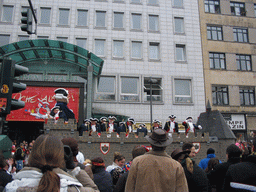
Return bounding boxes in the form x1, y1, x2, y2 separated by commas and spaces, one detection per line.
51, 88, 75, 124
77, 119, 90, 136
107, 116, 118, 138
48, 106, 60, 124
164, 115, 179, 137
151, 119, 162, 131
100, 117, 108, 132
119, 118, 137, 138
136, 123, 148, 137
182, 117, 202, 137
89, 118, 101, 137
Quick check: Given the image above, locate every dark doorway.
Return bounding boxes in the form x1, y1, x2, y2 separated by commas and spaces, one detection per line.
7, 121, 44, 145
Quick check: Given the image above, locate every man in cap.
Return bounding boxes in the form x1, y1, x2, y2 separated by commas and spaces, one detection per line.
182, 117, 202, 137
164, 115, 179, 137
77, 119, 90, 136
125, 129, 188, 192
52, 88, 75, 123
88, 118, 101, 137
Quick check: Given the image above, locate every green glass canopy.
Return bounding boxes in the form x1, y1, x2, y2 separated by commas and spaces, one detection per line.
0, 39, 104, 77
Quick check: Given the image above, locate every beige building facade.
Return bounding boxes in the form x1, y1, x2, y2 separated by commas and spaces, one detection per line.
199, 0, 256, 140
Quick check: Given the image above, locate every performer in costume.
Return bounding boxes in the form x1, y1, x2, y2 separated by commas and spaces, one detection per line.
88, 118, 101, 137
164, 115, 179, 137
119, 118, 136, 138
107, 116, 118, 138
100, 117, 108, 132
48, 106, 60, 124
136, 123, 148, 137
182, 117, 202, 137
151, 119, 162, 131
77, 119, 90, 136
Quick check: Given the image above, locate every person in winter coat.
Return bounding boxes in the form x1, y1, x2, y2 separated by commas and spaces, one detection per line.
4, 134, 99, 192
91, 157, 113, 192
198, 148, 222, 170
0, 155, 12, 191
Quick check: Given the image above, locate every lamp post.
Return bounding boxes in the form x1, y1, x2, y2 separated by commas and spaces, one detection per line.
148, 77, 158, 130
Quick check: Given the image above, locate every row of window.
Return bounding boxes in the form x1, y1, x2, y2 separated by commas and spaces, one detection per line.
212, 86, 255, 106
210, 52, 253, 71
207, 26, 250, 43
205, 0, 256, 17
0, 34, 187, 61
96, 76, 192, 104
1, 5, 185, 33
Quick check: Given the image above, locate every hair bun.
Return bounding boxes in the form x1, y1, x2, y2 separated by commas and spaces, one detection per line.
41, 165, 53, 173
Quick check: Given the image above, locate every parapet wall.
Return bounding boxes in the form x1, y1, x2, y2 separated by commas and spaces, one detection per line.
44, 119, 235, 166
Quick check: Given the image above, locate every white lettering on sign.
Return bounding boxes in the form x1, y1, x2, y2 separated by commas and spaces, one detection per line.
225, 115, 246, 130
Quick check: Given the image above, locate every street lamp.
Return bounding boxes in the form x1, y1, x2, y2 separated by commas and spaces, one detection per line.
148, 77, 158, 130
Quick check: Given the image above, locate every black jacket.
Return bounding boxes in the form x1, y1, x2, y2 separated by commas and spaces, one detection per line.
223, 154, 256, 192
0, 169, 13, 191
164, 121, 179, 133
93, 167, 113, 192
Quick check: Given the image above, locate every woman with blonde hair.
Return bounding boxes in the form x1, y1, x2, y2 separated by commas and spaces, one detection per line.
4, 134, 98, 192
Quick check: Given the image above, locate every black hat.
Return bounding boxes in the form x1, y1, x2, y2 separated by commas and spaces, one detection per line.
128, 118, 135, 124
153, 119, 161, 124
90, 117, 98, 122
83, 119, 90, 123
54, 88, 69, 99
171, 148, 190, 160
207, 148, 215, 155
51, 106, 60, 111
139, 123, 146, 127
169, 115, 176, 119
100, 117, 108, 121
108, 116, 116, 120
186, 117, 193, 120
145, 129, 173, 147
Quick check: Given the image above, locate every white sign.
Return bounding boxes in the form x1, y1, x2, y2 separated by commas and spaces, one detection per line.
225, 114, 246, 130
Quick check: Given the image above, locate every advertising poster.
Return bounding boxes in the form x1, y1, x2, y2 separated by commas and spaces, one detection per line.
6, 86, 80, 122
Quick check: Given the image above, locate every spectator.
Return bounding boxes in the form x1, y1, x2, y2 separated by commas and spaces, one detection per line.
91, 157, 113, 192
125, 129, 188, 192
5, 134, 98, 192
106, 152, 125, 187
114, 146, 147, 192
62, 137, 94, 180
181, 143, 209, 192
0, 155, 13, 191
205, 158, 220, 192
14, 143, 25, 172
199, 148, 222, 170
77, 151, 85, 164
223, 138, 256, 191
207, 144, 241, 192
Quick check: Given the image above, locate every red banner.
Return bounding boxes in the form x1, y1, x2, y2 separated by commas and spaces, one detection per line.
6, 86, 80, 122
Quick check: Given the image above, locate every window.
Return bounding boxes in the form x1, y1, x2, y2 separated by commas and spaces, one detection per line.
143, 77, 162, 102
131, 0, 141, 3
96, 76, 116, 101
212, 86, 229, 105
236, 55, 251, 71
240, 87, 255, 106
233, 28, 248, 43
204, 0, 220, 13
114, 12, 124, 28
96, 11, 106, 27
77, 10, 88, 26
57, 37, 68, 42
131, 13, 142, 30
174, 17, 184, 33
76, 38, 87, 49
230, 2, 246, 16
40, 8, 51, 24
59, 9, 69, 25
18, 36, 29, 41
175, 44, 186, 61
174, 79, 192, 104
173, 0, 183, 8
0, 34, 10, 46
37, 36, 49, 39
149, 42, 160, 60
113, 40, 124, 58
131, 41, 142, 59
254, 4, 256, 17
1, 5, 14, 22
120, 77, 139, 102
209, 52, 226, 69
148, 0, 158, 5
148, 15, 159, 32
207, 26, 223, 40
95, 39, 105, 57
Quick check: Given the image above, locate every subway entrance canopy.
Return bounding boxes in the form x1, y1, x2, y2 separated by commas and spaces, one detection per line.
0, 39, 104, 77
0, 39, 104, 119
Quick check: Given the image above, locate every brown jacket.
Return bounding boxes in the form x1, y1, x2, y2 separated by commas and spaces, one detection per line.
125, 150, 188, 192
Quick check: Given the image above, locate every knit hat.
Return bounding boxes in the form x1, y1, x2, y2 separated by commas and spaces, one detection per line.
207, 148, 215, 155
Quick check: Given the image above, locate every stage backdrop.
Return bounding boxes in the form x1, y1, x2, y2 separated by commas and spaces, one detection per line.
7, 86, 80, 122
